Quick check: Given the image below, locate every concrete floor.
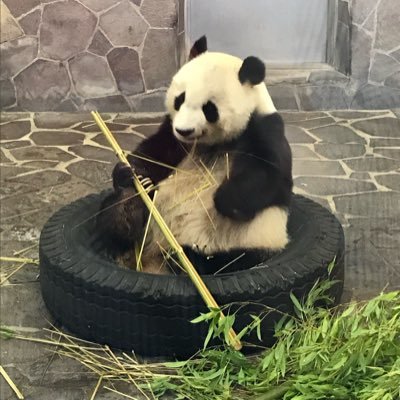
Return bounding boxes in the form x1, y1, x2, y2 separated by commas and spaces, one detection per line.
1, 110, 399, 399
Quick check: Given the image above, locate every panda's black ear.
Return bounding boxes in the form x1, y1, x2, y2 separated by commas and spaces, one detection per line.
189, 35, 208, 60
239, 56, 265, 85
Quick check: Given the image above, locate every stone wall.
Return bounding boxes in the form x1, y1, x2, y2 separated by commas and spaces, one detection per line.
1, 0, 400, 111
266, 0, 400, 110
350, 0, 400, 108
0, 0, 179, 112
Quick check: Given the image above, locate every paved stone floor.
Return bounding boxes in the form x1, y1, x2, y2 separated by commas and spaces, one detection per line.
1, 110, 399, 399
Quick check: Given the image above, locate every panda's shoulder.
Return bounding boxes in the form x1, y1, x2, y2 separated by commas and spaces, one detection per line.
247, 112, 284, 133
240, 112, 285, 146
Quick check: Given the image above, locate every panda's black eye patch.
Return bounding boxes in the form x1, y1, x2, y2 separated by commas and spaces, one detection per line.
174, 92, 185, 111
202, 101, 219, 123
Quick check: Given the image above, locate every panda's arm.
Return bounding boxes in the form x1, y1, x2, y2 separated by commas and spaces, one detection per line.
114, 116, 188, 189
214, 113, 292, 221
97, 116, 187, 253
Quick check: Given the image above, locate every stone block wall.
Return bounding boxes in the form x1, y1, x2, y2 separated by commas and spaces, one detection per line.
349, 0, 400, 108
0, 0, 179, 112
1, 0, 400, 111
265, 0, 400, 110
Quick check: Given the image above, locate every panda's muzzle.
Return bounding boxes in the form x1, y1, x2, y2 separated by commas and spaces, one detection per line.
175, 128, 195, 137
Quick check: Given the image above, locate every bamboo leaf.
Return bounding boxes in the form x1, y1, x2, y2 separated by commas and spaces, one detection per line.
203, 325, 214, 350
290, 292, 304, 314
163, 361, 188, 368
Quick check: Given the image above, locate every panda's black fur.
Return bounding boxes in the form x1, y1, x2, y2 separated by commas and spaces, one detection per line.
97, 36, 293, 275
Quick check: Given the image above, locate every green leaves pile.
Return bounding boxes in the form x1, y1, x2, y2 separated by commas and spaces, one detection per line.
153, 281, 400, 400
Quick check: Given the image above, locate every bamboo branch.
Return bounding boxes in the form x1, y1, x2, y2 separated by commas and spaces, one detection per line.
0, 257, 38, 264
91, 111, 242, 351
0, 366, 24, 399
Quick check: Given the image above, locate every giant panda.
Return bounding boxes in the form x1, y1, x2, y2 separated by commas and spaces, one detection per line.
98, 36, 293, 274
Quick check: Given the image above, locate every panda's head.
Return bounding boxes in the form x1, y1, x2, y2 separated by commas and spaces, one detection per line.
166, 36, 276, 145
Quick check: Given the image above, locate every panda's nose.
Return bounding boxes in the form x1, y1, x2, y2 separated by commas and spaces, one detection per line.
176, 128, 195, 137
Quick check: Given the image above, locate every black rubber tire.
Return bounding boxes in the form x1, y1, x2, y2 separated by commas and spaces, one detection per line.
39, 192, 345, 358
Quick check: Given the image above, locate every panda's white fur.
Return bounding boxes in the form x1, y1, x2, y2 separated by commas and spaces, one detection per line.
100, 40, 292, 274
166, 52, 277, 145
141, 152, 289, 273
136, 52, 288, 273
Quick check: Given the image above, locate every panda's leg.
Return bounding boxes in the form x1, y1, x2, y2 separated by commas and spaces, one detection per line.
140, 241, 172, 275
98, 185, 173, 274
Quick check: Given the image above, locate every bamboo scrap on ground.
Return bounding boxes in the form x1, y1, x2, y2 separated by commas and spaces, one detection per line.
8, 326, 177, 387
91, 111, 242, 351
0, 257, 38, 264
0, 257, 39, 285
89, 376, 103, 400
0, 365, 24, 399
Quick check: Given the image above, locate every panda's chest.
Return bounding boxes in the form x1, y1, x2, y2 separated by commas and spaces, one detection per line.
149, 154, 230, 253
156, 154, 229, 211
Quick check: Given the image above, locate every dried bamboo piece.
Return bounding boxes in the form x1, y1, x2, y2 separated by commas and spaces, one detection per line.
0, 257, 38, 264
91, 111, 242, 351
0, 365, 24, 399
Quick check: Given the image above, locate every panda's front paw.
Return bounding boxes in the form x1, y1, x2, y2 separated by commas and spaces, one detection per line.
112, 162, 134, 190
214, 185, 255, 222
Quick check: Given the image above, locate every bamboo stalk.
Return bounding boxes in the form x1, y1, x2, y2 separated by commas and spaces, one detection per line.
91, 111, 242, 351
0, 257, 38, 264
13, 244, 37, 256
89, 376, 103, 400
0, 365, 24, 399
136, 190, 158, 271
0, 262, 28, 285
104, 386, 138, 400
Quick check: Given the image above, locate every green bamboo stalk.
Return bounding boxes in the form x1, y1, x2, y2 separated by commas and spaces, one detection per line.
91, 111, 242, 351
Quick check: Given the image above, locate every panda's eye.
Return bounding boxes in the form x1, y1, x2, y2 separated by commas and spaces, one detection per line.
174, 92, 185, 111
202, 101, 219, 123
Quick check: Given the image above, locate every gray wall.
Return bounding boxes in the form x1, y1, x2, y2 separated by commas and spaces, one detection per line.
0, 0, 180, 112
186, 0, 400, 111
349, 0, 400, 108
271, 0, 400, 110
1, 0, 399, 111
187, 0, 328, 64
